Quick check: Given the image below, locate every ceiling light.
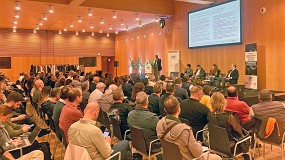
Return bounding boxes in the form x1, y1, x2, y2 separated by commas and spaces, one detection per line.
107, 33, 109, 37
39, 19, 43, 26
15, 11, 20, 18
109, 24, 112, 30
49, 5, 54, 13
90, 23, 94, 29
82, 27, 86, 32
78, 16, 82, 23
126, 25, 129, 31
64, 27, 67, 31
13, 26, 17, 29
43, 13, 48, 20
36, 25, 39, 30
139, 21, 142, 27
91, 32, 94, 36
59, 30, 62, 35
115, 30, 118, 34
70, 21, 74, 28
33, 29, 37, 33
113, 11, 117, 19
120, 19, 124, 26
97, 53, 100, 56
13, 28, 17, 32
76, 31, 79, 35
13, 18, 17, 24
99, 29, 102, 33
88, 8, 92, 16
100, 18, 104, 24
135, 13, 139, 21
15, 1, 20, 10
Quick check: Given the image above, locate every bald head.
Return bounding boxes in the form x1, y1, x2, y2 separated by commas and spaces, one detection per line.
35, 79, 44, 89
190, 85, 203, 101
227, 86, 237, 97
83, 102, 100, 121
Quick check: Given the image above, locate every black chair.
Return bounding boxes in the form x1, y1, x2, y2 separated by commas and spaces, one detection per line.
208, 124, 252, 159
59, 127, 68, 160
109, 117, 130, 141
253, 116, 285, 159
129, 126, 162, 159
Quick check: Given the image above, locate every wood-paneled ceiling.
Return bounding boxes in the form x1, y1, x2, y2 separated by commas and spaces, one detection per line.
0, 0, 212, 34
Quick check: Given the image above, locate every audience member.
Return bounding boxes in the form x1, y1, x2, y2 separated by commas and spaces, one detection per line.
181, 76, 192, 96
225, 86, 250, 124
32, 79, 44, 104
122, 75, 133, 99
68, 102, 131, 159
98, 84, 118, 112
88, 82, 106, 103
128, 92, 160, 151
59, 88, 84, 143
142, 78, 153, 95
148, 75, 156, 87
52, 86, 70, 124
130, 82, 145, 102
157, 95, 221, 160
180, 85, 210, 141
174, 78, 189, 100
200, 85, 213, 112
79, 81, 90, 111
41, 87, 60, 117
148, 83, 162, 116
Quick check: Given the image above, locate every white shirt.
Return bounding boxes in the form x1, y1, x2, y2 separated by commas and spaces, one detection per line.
227, 68, 236, 78
195, 69, 201, 76
88, 89, 103, 103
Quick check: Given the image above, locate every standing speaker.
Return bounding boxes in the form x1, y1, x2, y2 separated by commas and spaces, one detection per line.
114, 61, 119, 67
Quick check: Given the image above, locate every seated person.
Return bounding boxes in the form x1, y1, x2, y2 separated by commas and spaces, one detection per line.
183, 64, 193, 77
208, 92, 250, 160
109, 89, 133, 138
68, 102, 132, 160
180, 85, 210, 141
0, 105, 44, 160
199, 85, 213, 112
221, 64, 239, 88
142, 78, 153, 96
193, 65, 206, 80
209, 64, 221, 86
128, 91, 160, 151
157, 95, 221, 160
148, 83, 163, 116
174, 78, 189, 101
41, 87, 60, 117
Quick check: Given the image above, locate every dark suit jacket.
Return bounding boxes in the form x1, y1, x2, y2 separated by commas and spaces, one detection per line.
148, 94, 160, 116
180, 98, 210, 141
88, 81, 96, 93
156, 58, 162, 71
144, 86, 153, 95
174, 85, 189, 100
182, 82, 191, 96
227, 69, 239, 84
122, 82, 133, 98
194, 68, 206, 80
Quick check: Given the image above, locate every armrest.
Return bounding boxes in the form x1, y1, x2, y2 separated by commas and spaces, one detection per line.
148, 139, 161, 157
195, 128, 208, 140
233, 136, 251, 156
106, 151, 121, 160
124, 129, 130, 140
193, 151, 210, 160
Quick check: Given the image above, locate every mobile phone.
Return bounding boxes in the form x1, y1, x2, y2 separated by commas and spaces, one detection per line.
103, 132, 109, 138
29, 124, 35, 128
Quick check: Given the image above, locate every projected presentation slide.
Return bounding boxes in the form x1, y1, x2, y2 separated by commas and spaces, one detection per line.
188, 0, 241, 48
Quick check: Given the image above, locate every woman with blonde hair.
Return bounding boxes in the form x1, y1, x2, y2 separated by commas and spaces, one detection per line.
208, 92, 250, 160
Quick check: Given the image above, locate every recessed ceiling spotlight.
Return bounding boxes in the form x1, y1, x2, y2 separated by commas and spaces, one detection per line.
113, 11, 117, 19
49, 5, 54, 13
88, 8, 93, 16
78, 16, 82, 23
13, 18, 17, 24
99, 29, 103, 33
43, 13, 48, 20
36, 25, 39, 30
115, 30, 118, 34
120, 19, 124, 26
82, 27, 86, 32
75, 31, 79, 35
100, 18, 104, 24
39, 19, 43, 26
155, 15, 159, 22
13, 26, 17, 29
59, 30, 62, 34
135, 13, 139, 21
109, 24, 112, 30
15, 1, 20, 10
70, 21, 74, 28
126, 25, 129, 31
90, 23, 94, 29
91, 32, 94, 36
33, 29, 37, 33
15, 11, 20, 18
139, 21, 142, 27
13, 28, 17, 32
63, 27, 67, 31
107, 33, 109, 37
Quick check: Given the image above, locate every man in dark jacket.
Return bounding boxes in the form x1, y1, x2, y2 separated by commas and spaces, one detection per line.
174, 78, 189, 100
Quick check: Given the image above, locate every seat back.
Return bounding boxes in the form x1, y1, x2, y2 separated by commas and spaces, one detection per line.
47, 115, 55, 132
179, 118, 190, 126
110, 117, 122, 140
160, 138, 182, 160
208, 124, 232, 156
53, 119, 62, 141
254, 116, 282, 144
64, 143, 92, 160
129, 126, 148, 155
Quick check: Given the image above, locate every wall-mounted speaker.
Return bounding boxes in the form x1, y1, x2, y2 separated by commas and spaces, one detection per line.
114, 61, 119, 67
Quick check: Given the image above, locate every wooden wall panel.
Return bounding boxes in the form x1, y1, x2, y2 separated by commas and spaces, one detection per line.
115, 0, 285, 91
